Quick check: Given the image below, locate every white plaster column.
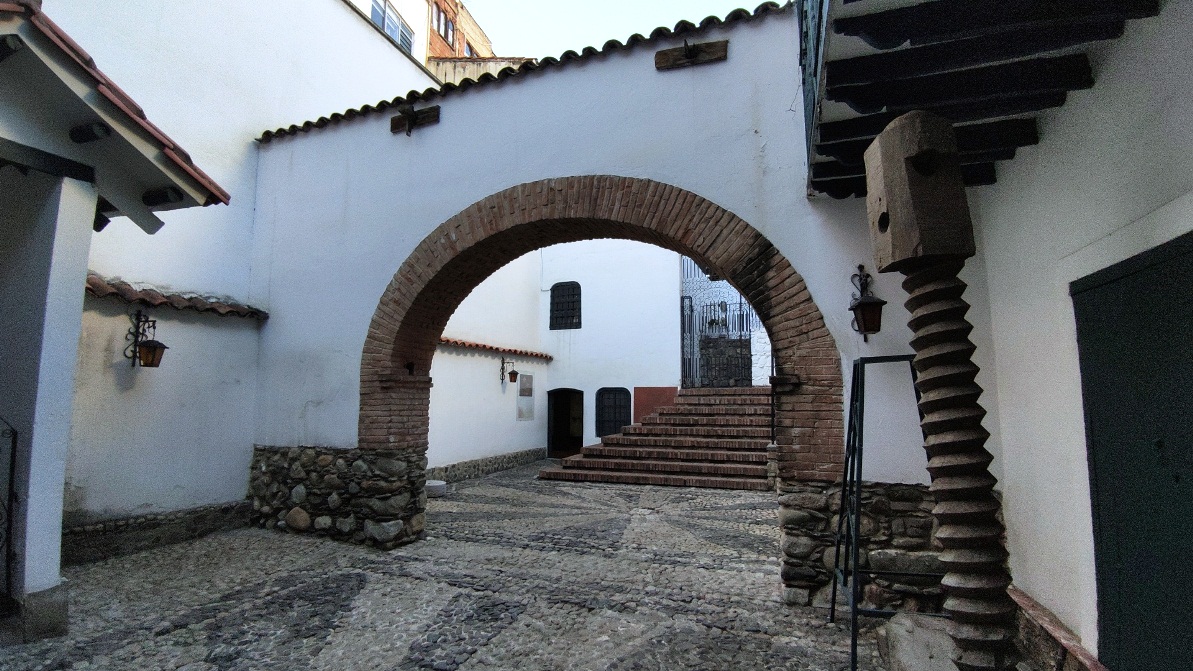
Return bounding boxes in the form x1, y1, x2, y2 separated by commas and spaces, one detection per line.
0, 168, 97, 637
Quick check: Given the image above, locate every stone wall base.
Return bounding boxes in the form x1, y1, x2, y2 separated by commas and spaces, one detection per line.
778, 479, 943, 612
62, 501, 251, 566
249, 445, 426, 550
427, 447, 546, 483
17, 583, 68, 642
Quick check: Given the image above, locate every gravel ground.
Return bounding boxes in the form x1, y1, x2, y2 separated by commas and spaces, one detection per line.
1, 461, 885, 670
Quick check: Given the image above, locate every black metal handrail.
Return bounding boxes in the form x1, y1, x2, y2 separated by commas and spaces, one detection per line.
828, 355, 945, 671
1, 415, 18, 616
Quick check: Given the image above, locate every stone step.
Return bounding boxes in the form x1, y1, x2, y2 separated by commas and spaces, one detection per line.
620, 424, 773, 439
641, 414, 772, 427
537, 466, 771, 491
580, 444, 769, 463
601, 434, 771, 450
560, 456, 768, 477
656, 405, 772, 416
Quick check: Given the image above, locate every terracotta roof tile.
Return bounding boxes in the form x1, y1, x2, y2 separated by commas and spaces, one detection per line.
85, 272, 268, 321
1, 1, 230, 206
438, 337, 553, 362
259, 2, 791, 144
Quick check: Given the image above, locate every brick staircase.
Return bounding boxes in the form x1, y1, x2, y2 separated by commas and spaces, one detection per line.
538, 387, 773, 490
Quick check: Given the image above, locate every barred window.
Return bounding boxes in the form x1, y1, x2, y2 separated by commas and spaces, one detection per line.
550, 282, 581, 330
596, 387, 631, 437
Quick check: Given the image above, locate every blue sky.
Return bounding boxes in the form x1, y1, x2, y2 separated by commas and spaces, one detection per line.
463, 0, 762, 58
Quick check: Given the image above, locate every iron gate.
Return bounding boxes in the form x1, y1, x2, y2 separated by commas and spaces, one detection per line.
680, 257, 766, 388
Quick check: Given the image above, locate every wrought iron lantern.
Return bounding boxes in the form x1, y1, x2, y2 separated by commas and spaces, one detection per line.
499, 356, 518, 384
125, 310, 168, 367
849, 265, 886, 342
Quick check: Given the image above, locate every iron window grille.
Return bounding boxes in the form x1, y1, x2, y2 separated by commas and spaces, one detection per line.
550, 282, 581, 330
596, 388, 631, 437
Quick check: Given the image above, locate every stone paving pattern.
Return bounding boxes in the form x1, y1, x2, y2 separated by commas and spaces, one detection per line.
2, 462, 885, 670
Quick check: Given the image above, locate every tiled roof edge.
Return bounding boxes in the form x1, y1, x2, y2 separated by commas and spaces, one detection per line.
438, 337, 553, 362
0, 1, 230, 206
85, 272, 269, 321
258, 2, 792, 144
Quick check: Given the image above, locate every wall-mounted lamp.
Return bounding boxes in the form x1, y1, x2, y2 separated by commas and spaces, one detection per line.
124, 309, 168, 367
499, 357, 519, 384
849, 264, 887, 342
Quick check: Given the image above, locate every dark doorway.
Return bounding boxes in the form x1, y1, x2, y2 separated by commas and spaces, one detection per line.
547, 388, 584, 458
1072, 231, 1193, 671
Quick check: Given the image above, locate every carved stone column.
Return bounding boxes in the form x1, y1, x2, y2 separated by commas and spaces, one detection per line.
863, 111, 1015, 671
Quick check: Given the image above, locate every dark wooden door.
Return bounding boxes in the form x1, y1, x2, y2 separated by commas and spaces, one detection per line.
1072, 232, 1193, 671
547, 389, 583, 458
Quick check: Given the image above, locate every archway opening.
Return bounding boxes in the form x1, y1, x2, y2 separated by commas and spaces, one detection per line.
355, 176, 845, 549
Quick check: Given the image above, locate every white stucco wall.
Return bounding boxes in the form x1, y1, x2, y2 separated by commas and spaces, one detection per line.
0, 169, 96, 594
65, 299, 261, 523
427, 248, 547, 465
249, 9, 946, 488
47, 0, 437, 298
441, 250, 542, 348
970, 3, 1193, 652
42, 0, 437, 519
427, 349, 549, 467
345, 0, 433, 66
539, 240, 680, 443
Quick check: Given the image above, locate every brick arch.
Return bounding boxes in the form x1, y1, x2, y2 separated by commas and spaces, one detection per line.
358, 176, 844, 539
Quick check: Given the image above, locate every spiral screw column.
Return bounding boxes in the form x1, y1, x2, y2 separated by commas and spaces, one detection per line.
902, 259, 1015, 670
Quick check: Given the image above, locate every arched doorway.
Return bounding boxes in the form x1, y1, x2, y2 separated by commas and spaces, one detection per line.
354, 176, 844, 547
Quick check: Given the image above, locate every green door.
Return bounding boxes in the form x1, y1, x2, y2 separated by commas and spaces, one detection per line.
1072, 231, 1193, 670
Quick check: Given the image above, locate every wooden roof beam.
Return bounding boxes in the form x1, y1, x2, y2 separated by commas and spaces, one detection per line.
827, 54, 1092, 115
817, 94, 1065, 144
833, 0, 1158, 50
825, 19, 1124, 89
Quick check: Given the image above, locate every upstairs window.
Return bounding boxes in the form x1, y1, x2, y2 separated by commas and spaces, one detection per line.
596, 388, 631, 437
370, 0, 414, 53
432, 3, 455, 47
550, 282, 581, 330
465, 42, 476, 57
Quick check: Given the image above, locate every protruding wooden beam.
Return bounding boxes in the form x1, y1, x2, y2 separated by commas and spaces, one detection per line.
833, 0, 1158, 50
811, 162, 997, 199
825, 20, 1123, 89
654, 39, 729, 71
69, 121, 112, 144
816, 118, 1037, 166
390, 105, 441, 136
141, 186, 183, 207
827, 54, 1092, 116
817, 95, 1064, 144
0, 34, 23, 64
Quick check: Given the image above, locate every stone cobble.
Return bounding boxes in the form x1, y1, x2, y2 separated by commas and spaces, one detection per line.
2, 462, 886, 670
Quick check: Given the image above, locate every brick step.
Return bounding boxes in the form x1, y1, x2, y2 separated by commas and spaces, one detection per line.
620, 424, 773, 439
560, 456, 768, 477
581, 445, 769, 463
537, 466, 770, 491
673, 395, 772, 407
656, 405, 772, 416
601, 434, 771, 450
641, 414, 772, 427
678, 386, 772, 397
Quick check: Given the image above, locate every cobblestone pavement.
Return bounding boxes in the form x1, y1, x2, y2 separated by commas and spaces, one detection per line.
2, 462, 885, 671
